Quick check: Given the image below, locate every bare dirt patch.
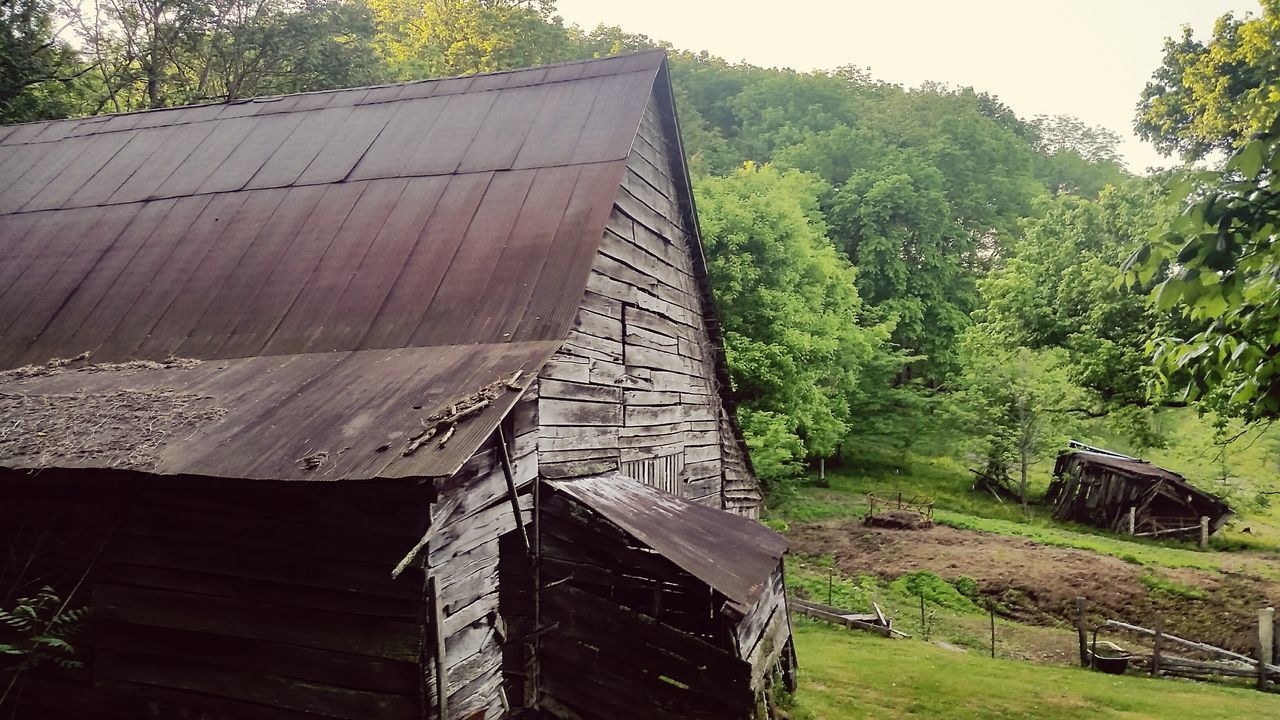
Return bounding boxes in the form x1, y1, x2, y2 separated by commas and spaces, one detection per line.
788, 519, 1280, 654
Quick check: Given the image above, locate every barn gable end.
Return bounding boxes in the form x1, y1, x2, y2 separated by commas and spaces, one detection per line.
537, 66, 760, 515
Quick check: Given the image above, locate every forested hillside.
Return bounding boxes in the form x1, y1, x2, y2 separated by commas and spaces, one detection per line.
4, 0, 1278, 507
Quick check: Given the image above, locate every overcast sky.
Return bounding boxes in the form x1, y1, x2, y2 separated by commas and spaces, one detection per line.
555, 0, 1261, 173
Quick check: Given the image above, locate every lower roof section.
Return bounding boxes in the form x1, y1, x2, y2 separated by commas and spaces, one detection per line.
0, 341, 559, 480
550, 473, 788, 614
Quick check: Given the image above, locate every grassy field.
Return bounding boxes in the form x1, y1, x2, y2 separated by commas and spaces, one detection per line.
769, 409, 1280, 565
790, 620, 1278, 719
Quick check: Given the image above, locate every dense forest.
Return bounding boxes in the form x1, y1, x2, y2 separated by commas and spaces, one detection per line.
4, 0, 1278, 501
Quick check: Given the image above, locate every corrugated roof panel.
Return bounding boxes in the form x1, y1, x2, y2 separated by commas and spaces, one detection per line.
29, 197, 218, 362
510, 75, 603, 169
406, 170, 537, 347
354, 171, 494, 350
131, 189, 293, 361
346, 96, 451, 181
454, 83, 550, 174
145, 117, 259, 200
172, 184, 330, 356
0, 52, 670, 481
17, 132, 133, 211
469, 165, 581, 343
570, 72, 653, 165
215, 181, 368, 359
397, 90, 500, 176
63, 125, 179, 208
260, 178, 411, 356
551, 474, 787, 612
4, 140, 96, 209
292, 102, 397, 185
242, 105, 356, 190
2, 203, 160, 360
511, 160, 628, 341
312, 175, 451, 353
196, 112, 305, 194
107, 120, 220, 204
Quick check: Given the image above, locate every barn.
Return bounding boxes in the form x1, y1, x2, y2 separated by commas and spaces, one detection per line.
0, 51, 794, 719
1047, 443, 1232, 540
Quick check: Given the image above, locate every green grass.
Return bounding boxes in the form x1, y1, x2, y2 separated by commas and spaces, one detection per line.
791, 620, 1279, 719
767, 417, 1280, 575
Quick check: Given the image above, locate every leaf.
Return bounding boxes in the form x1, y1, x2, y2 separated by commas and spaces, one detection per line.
1229, 139, 1265, 180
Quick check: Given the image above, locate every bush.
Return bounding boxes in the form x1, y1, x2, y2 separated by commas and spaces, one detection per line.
890, 571, 979, 611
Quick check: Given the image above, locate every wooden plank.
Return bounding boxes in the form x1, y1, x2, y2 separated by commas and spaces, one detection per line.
539, 398, 623, 426
95, 622, 420, 695
540, 378, 623, 403
626, 404, 689, 426
540, 458, 620, 479
99, 562, 420, 620
539, 425, 620, 452
626, 343, 698, 375
540, 355, 591, 383
94, 679, 332, 720
574, 306, 624, 340
95, 648, 416, 720
94, 583, 421, 662
429, 575, 448, 720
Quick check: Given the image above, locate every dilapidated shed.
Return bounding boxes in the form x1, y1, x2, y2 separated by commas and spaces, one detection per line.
0, 50, 791, 720
1047, 445, 1232, 539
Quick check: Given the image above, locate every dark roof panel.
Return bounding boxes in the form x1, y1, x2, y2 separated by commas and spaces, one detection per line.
0, 51, 667, 480
551, 474, 787, 613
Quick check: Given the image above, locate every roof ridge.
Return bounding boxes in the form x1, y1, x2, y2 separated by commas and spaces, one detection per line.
0, 50, 668, 143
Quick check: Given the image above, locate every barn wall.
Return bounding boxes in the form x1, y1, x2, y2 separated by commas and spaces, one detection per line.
537, 85, 757, 512
534, 486, 755, 719
425, 386, 538, 719
1, 471, 433, 720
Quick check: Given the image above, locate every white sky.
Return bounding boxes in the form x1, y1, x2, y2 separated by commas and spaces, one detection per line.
555, 0, 1260, 173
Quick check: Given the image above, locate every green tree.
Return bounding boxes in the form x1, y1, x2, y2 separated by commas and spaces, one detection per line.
955, 332, 1084, 512
695, 163, 891, 484
1126, 119, 1280, 420
978, 181, 1169, 408
1, 0, 89, 122
824, 159, 973, 378
61, 0, 382, 111
1136, 0, 1280, 161
368, 0, 573, 79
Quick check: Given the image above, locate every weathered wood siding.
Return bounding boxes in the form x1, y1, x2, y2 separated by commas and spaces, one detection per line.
1, 472, 433, 720
538, 84, 759, 514
0, 388, 539, 720
425, 386, 538, 719
534, 486, 756, 719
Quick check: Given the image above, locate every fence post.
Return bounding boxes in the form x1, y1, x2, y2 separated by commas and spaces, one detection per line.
1151, 615, 1163, 677
1075, 596, 1088, 668
1199, 516, 1210, 549
1127, 507, 1136, 536
990, 604, 997, 659
1260, 607, 1275, 691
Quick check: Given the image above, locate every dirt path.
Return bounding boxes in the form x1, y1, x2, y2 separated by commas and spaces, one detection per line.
788, 519, 1280, 654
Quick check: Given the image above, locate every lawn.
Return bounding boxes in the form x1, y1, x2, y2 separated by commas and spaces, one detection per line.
790, 620, 1278, 719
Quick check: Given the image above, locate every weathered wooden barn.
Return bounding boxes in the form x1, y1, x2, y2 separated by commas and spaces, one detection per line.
0, 51, 793, 720
1047, 445, 1232, 539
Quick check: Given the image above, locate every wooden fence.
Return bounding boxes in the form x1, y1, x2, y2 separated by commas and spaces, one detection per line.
1076, 597, 1278, 692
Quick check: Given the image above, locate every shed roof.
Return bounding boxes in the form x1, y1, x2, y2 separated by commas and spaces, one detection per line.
0, 51, 667, 480
1061, 451, 1230, 511
551, 473, 788, 614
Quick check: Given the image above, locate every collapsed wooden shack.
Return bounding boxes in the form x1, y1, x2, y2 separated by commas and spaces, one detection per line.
0, 50, 789, 720
1046, 446, 1232, 539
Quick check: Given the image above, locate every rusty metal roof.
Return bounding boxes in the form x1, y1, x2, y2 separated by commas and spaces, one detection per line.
550, 474, 787, 614
0, 51, 667, 480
